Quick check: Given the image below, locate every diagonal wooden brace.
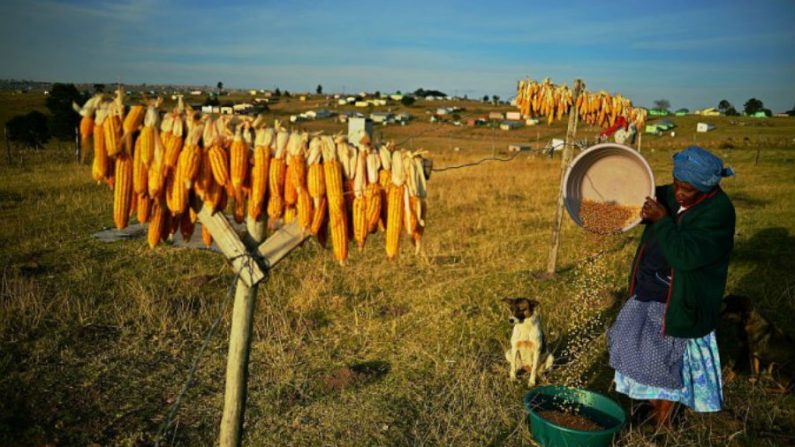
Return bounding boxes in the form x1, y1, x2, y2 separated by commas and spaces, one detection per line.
192, 199, 265, 287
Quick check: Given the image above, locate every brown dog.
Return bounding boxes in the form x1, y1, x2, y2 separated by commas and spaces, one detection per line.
722, 295, 794, 390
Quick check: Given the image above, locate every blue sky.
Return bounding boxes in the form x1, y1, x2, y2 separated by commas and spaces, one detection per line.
1, 0, 793, 111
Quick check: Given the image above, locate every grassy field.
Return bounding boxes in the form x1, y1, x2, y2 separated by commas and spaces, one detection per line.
1, 91, 795, 446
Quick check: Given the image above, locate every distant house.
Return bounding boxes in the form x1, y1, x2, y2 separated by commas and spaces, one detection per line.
370, 112, 393, 124
645, 119, 676, 134
488, 112, 504, 120
436, 108, 449, 116
675, 108, 689, 116
695, 107, 721, 116
249, 90, 258, 96
499, 121, 522, 131
525, 118, 540, 126
395, 112, 412, 123
233, 103, 254, 112
649, 109, 669, 116
189, 90, 203, 96
506, 111, 522, 120
355, 101, 369, 108
348, 117, 373, 146
508, 143, 531, 152
389, 94, 404, 101
220, 106, 233, 115
306, 109, 334, 119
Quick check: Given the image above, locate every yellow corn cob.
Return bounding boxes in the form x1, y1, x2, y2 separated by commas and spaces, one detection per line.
195, 148, 213, 200
230, 125, 249, 201
137, 193, 151, 223
177, 142, 202, 190
365, 183, 381, 233
310, 196, 327, 236
122, 105, 145, 154
132, 134, 148, 194
378, 169, 391, 231
147, 130, 166, 199
297, 188, 313, 230
92, 121, 108, 182
180, 210, 195, 241
147, 200, 165, 248
404, 187, 418, 236
385, 184, 404, 259
267, 158, 286, 219
209, 144, 230, 186
79, 115, 94, 162
353, 196, 366, 250
204, 172, 223, 212
201, 225, 213, 247
164, 116, 184, 171
284, 158, 297, 206
248, 144, 270, 220
113, 153, 134, 230
308, 163, 325, 200
104, 113, 122, 157
283, 206, 296, 223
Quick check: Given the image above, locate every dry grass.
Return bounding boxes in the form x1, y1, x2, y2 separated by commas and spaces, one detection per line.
1, 93, 795, 446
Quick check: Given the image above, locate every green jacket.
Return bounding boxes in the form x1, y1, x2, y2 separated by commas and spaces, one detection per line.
629, 184, 735, 338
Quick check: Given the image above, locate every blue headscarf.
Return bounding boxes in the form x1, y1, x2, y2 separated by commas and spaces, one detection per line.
673, 146, 734, 192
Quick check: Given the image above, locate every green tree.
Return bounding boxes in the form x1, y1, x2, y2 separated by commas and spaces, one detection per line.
6, 111, 51, 149
653, 99, 670, 111
400, 96, 415, 106
316, 84, 323, 95
492, 95, 500, 103
93, 83, 105, 93
45, 83, 86, 140
725, 106, 739, 116
744, 98, 764, 115
482, 95, 489, 102
217, 81, 223, 93
718, 99, 732, 113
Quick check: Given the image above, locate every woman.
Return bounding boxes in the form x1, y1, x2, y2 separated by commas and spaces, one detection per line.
608, 146, 735, 427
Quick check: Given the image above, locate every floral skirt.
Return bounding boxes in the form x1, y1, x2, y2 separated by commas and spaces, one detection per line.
609, 298, 723, 412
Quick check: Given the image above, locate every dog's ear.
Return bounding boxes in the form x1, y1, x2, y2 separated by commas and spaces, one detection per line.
502, 297, 517, 306
527, 299, 540, 310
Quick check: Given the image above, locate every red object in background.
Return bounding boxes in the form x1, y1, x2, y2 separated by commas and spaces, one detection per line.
599, 116, 628, 139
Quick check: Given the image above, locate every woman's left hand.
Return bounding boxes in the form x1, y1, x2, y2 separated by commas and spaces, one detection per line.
642, 197, 668, 222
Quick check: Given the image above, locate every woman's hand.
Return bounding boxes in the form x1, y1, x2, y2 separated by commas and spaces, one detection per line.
641, 196, 667, 222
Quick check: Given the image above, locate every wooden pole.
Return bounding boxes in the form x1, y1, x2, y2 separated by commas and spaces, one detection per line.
74, 126, 80, 163
220, 216, 266, 447
4, 126, 11, 165
545, 79, 583, 276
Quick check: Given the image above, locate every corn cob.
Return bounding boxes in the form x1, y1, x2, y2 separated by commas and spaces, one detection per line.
164, 113, 184, 171
229, 123, 249, 203
385, 150, 405, 259
132, 133, 148, 194
266, 125, 288, 223
147, 127, 166, 199
324, 136, 348, 264
208, 144, 230, 186
104, 110, 123, 157
139, 105, 158, 166
377, 144, 393, 231
147, 200, 166, 248
307, 137, 325, 202
352, 149, 368, 250
92, 111, 108, 183
177, 208, 195, 241
121, 104, 145, 154
113, 153, 134, 229
74, 95, 101, 163
137, 193, 151, 223
310, 196, 327, 236
194, 147, 213, 200
248, 126, 273, 220
364, 148, 382, 233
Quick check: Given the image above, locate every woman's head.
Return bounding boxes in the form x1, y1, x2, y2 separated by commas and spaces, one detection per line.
672, 146, 734, 204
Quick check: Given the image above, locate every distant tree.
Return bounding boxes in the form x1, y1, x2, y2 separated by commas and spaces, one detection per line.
45, 83, 86, 140
761, 108, 772, 117
482, 95, 489, 102
492, 95, 499, 103
718, 99, 732, 112
374, 90, 381, 98
744, 98, 764, 115
274, 88, 281, 96
217, 81, 223, 93
787, 102, 795, 117
653, 99, 670, 111
6, 111, 51, 149
316, 84, 323, 95
463, 94, 468, 100
396, 90, 401, 95
400, 96, 415, 106
204, 96, 220, 106
284, 90, 291, 97
93, 83, 105, 93
725, 106, 739, 116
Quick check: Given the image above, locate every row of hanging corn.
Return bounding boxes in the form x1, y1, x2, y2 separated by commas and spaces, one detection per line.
75, 89, 428, 265
515, 78, 648, 129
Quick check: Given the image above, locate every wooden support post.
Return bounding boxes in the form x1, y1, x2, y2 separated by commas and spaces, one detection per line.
4, 126, 11, 165
219, 216, 265, 447
218, 218, 308, 447
545, 79, 583, 276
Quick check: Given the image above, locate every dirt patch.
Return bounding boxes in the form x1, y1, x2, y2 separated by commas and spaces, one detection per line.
537, 409, 604, 431
320, 361, 390, 392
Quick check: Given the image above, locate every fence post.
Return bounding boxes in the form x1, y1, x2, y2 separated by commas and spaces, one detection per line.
545, 79, 583, 276
75, 126, 80, 163
4, 126, 11, 165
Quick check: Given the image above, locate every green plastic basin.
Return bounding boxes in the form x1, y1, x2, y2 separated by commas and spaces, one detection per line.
524, 385, 626, 447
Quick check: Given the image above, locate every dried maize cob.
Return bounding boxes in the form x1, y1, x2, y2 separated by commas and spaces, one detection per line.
310, 196, 327, 236
229, 124, 249, 203
137, 193, 151, 223
139, 105, 158, 166
266, 126, 288, 222
147, 200, 166, 248
208, 144, 230, 186
385, 151, 405, 259
132, 134, 148, 194
113, 153, 134, 229
201, 225, 213, 247
247, 126, 273, 220
164, 113, 184, 171
323, 136, 348, 264
147, 128, 166, 199
92, 114, 108, 182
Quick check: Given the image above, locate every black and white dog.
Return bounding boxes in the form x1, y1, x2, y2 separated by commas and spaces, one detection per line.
503, 298, 554, 387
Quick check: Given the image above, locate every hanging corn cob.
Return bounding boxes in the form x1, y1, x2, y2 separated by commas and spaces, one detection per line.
322, 135, 348, 264
307, 136, 326, 235
132, 132, 147, 195
267, 123, 288, 226
377, 143, 393, 231
139, 104, 159, 166
364, 144, 382, 233
352, 148, 368, 250
385, 150, 405, 259
73, 95, 102, 162
169, 121, 203, 215
147, 127, 166, 199
113, 152, 134, 229
248, 126, 273, 220
92, 107, 109, 183
104, 95, 124, 157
